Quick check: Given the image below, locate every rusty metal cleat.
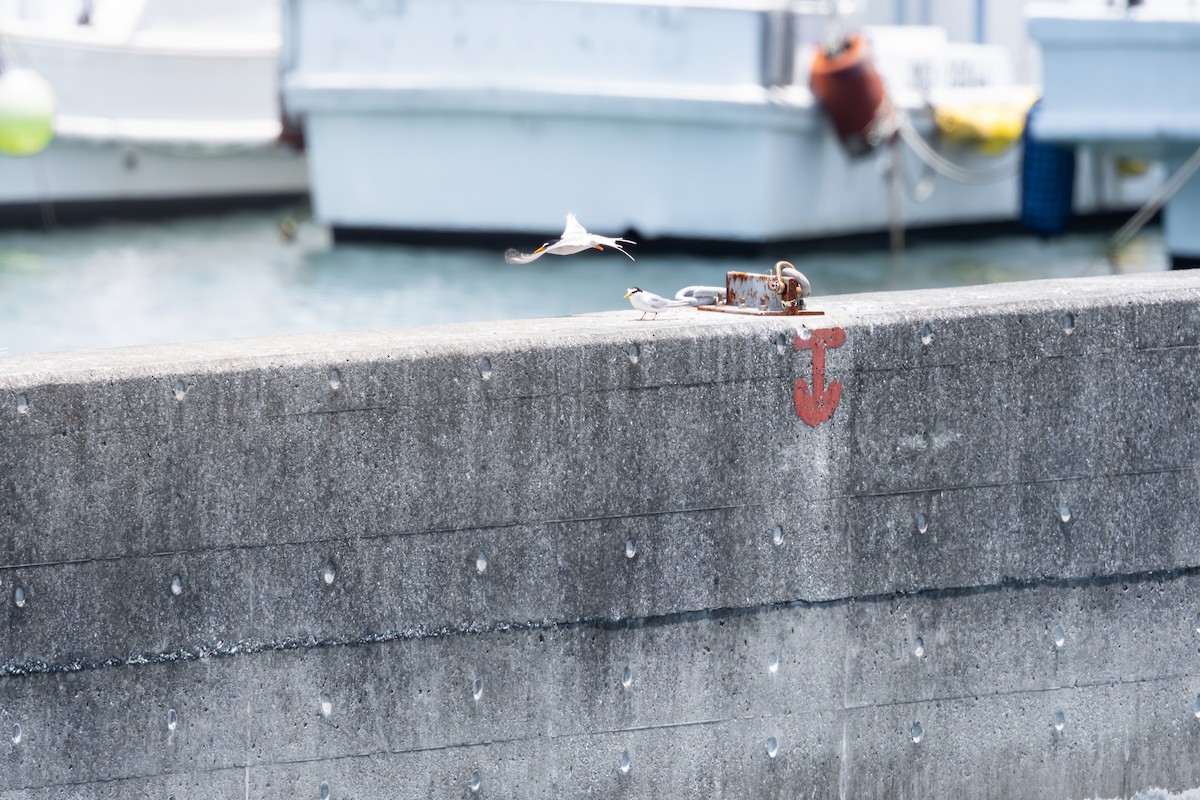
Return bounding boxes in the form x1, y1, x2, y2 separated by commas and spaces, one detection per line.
695, 261, 824, 316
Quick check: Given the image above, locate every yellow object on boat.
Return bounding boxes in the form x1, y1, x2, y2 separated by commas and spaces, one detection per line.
1116, 157, 1150, 176
0, 69, 56, 157
933, 88, 1039, 156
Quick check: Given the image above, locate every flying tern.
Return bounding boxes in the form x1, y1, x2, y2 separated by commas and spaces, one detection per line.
505, 212, 636, 264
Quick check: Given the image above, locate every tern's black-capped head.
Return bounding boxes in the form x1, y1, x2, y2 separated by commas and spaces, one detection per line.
623, 287, 641, 299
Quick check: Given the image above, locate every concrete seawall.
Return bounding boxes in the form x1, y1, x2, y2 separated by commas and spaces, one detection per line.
1, 271, 1199, 799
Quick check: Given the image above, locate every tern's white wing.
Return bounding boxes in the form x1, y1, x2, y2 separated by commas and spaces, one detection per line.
648, 294, 675, 310
632, 291, 689, 312
504, 248, 545, 265
561, 211, 588, 238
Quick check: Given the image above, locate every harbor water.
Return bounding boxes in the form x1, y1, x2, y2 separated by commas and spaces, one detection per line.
0, 208, 1168, 356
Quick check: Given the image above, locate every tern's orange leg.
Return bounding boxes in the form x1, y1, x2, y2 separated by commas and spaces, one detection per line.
594, 245, 604, 250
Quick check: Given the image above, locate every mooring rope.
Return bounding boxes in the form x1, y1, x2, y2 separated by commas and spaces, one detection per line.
1108, 143, 1200, 254
896, 112, 1020, 185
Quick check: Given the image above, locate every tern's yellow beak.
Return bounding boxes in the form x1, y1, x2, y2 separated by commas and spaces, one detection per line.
534, 246, 545, 254
623, 291, 633, 299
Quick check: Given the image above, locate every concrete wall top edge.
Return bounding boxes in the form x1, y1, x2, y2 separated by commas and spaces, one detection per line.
1, 272, 1195, 388
825, 270, 1200, 323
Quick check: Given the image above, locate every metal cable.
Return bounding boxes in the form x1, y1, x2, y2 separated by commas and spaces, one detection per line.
896, 112, 1020, 185
674, 286, 726, 306
887, 137, 905, 254
1108, 143, 1200, 253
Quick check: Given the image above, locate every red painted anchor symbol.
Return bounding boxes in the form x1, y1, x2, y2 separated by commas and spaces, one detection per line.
793, 327, 845, 426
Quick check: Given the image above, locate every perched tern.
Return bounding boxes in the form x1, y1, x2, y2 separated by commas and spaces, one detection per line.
505, 212, 636, 264
624, 287, 689, 320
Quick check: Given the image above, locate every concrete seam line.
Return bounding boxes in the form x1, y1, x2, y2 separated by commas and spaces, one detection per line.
842, 670, 1200, 713
5, 562, 1200, 678
0, 715, 740, 794
2, 464, 1191, 570
0, 502, 755, 572
847, 464, 1198, 500
4, 674, 1199, 795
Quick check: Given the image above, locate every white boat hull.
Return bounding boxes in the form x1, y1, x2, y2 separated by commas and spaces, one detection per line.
0, 134, 306, 211
0, 0, 308, 217
283, 0, 1158, 244
299, 93, 1019, 241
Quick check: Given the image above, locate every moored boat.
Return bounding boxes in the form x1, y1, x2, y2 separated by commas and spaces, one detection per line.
0, 0, 307, 226
281, 0, 1158, 248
